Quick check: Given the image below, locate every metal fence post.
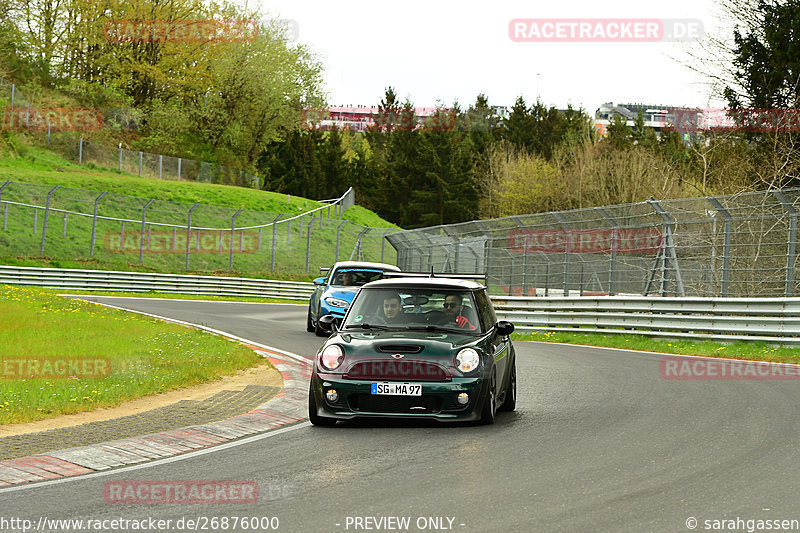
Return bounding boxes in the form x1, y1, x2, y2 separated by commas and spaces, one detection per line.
118, 146, 122, 171
139, 199, 155, 264
773, 190, 797, 297
646, 197, 685, 297
381, 229, 393, 263
158, 155, 162, 179
10, 84, 14, 108
89, 191, 107, 257
305, 217, 315, 274
553, 213, 571, 296
0, 181, 11, 231
62, 212, 67, 237
47, 118, 51, 144
270, 214, 283, 272
138, 152, 143, 176
177, 158, 181, 180
229, 209, 244, 271
706, 197, 733, 297
185, 203, 199, 271
596, 207, 618, 296
79, 138, 83, 164
350, 227, 369, 261
40, 186, 60, 256
511, 217, 528, 295
335, 221, 346, 262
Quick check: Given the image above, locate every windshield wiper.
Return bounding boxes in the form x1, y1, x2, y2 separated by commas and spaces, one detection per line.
405, 325, 468, 334
344, 323, 390, 330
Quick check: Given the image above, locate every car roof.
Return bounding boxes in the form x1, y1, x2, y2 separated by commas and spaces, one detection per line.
329, 261, 401, 271
361, 277, 485, 290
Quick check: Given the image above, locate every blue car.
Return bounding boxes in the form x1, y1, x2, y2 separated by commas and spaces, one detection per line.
307, 261, 400, 336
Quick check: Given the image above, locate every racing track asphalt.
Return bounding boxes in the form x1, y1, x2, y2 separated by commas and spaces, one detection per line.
2, 298, 800, 532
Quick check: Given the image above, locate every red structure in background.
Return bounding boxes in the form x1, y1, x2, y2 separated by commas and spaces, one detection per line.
304, 106, 444, 132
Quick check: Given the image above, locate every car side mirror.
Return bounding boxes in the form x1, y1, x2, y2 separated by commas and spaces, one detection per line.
496, 321, 514, 336
319, 314, 337, 332
313, 277, 325, 286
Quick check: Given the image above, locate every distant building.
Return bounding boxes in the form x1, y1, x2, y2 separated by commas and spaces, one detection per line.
308, 105, 514, 132
308, 106, 442, 132
593, 102, 701, 142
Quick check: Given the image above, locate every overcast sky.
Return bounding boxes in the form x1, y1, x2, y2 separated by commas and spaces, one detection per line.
259, 0, 730, 115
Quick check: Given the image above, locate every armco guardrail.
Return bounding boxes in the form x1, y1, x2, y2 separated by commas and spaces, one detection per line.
492, 295, 800, 344
4, 266, 799, 343
0, 266, 314, 300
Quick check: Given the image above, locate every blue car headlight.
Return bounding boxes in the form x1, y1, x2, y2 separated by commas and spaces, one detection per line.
324, 297, 349, 308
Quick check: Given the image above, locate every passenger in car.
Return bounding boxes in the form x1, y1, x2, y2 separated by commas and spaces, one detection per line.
443, 293, 477, 330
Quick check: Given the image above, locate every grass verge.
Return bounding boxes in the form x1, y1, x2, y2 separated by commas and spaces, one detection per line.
512, 330, 800, 364
0, 285, 267, 425
34, 287, 306, 305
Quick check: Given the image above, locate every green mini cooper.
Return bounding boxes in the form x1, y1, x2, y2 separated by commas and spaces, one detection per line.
308, 276, 516, 425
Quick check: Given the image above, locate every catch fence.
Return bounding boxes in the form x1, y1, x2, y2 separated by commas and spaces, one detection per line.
0, 182, 395, 275
388, 189, 800, 298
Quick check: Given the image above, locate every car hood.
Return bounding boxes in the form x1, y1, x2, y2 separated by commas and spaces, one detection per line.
329, 330, 480, 360
324, 287, 358, 302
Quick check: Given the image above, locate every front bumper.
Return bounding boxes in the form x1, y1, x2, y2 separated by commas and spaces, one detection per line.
310, 374, 490, 422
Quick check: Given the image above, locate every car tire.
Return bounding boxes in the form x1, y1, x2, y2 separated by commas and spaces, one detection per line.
499, 358, 516, 412
308, 386, 337, 427
479, 374, 496, 425
306, 309, 315, 333
314, 320, 328, 337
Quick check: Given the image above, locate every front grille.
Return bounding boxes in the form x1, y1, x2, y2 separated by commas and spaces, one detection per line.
349, 394, 442, 414
344, 360, 450, 381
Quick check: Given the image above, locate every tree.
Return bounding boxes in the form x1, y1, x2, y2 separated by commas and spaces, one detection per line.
722, 0, 800, 109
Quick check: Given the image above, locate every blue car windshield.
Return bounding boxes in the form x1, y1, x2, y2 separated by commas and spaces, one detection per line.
331, 269, 384, 287
344, 288, 483, 333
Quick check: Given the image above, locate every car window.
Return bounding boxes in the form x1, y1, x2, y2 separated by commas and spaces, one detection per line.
331, 269, 385, 286
474, 289, 497, 331
344, 287, 483, 333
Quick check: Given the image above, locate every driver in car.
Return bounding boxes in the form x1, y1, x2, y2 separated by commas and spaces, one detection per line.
382, 293, 404, 322
443, 294, 477, 330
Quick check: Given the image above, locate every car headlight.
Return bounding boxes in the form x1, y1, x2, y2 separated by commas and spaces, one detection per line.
320, 344, 345, 371
324, 297, 349, 308
455, 348, 480, 373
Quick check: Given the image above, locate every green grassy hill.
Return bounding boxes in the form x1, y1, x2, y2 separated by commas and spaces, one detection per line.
0, 141, 399, 279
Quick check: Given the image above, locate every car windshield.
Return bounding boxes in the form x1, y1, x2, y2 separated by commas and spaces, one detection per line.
343, 287, 483, 333
331, 269, 385, 287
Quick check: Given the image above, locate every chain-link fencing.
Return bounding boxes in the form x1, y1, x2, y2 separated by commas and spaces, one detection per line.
0, 182, 390, 276
72, 139, 262, 188
388, 189, 800, 298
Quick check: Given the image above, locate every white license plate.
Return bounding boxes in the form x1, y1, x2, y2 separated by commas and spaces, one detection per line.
371, 382, 422, 396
